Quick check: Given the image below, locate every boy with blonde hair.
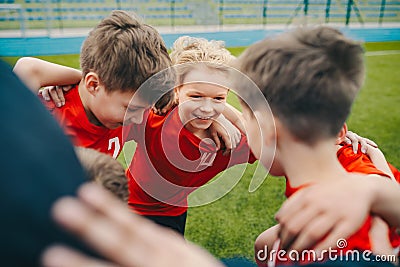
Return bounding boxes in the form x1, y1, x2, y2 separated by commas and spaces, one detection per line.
14, 10, 172, 158
125, 36, 255, 235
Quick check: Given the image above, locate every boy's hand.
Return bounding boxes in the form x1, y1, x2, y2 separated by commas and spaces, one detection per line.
41, 183, 225, 267
345, 131, 378, 154
153, 90, 176, 116
209, 114, 241, 155
369, 216, 395, 256
275, 177, 372, 253
40, 85, 74, 108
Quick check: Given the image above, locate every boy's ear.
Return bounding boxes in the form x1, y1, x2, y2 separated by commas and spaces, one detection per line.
336, 122, 348, 145
84, 72, 100, 95
174, 86, 181, 101
254, 110, 276, 147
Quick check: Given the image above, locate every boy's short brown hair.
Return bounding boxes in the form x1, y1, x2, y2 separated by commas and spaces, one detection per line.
237, 26, 365, 145
80, 10, 172, 103
75, 147, 129, 202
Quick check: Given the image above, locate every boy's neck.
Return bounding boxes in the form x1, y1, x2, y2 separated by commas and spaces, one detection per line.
278, 136, 348, 188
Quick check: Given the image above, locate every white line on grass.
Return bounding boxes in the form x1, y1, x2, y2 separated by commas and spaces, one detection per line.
365, 50, 400, 56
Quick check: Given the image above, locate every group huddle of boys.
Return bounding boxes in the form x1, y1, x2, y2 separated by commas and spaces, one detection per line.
13, 10, 399, 266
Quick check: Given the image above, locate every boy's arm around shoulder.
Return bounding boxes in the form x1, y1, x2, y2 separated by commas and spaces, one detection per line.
209, 103, 245, 152
368, 174, 400, 226
222, 103, 245, 134
13, 57, 81, 93
275, 175, 400, 253
364, 144, 396, 181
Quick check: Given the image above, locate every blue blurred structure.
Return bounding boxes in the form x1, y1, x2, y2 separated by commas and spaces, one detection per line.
1, 0, 400, 35
0, 0, 399, 56
1, 25, 399, 56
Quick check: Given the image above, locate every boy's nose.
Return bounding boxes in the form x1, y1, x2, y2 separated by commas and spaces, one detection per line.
125, 112, 144, 125
199, 99, 213, 113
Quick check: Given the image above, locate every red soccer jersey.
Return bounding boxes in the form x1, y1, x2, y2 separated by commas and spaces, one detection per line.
337, 144, 395, 178
40, 86, 123, 158
282, 144, 399, 265
282, 181, 373, 266
124, 108, 256, 216
337, 144, 400, 250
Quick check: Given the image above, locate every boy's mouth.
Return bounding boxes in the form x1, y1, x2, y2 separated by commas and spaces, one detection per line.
195, 115, 212, 120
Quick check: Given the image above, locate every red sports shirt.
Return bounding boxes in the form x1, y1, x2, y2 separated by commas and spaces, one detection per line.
337, 144, 396, 179
124, 108, 256, 216
282, 181, 374, 266
337, 144, 400, 250
282, 144, 399, 265
40, 86, 123, 158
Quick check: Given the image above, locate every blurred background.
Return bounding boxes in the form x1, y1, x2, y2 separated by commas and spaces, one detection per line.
1, 0, 399, 36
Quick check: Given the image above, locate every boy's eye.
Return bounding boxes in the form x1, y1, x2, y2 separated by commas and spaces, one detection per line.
190, 95, 202, 99
127, 107, 139, 113
214, 97, 225, 101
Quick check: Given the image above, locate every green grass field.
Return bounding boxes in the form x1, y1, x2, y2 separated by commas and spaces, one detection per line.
1, 40, 399, 261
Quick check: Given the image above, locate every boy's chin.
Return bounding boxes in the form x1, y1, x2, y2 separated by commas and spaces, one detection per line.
191, 120, 212, 130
